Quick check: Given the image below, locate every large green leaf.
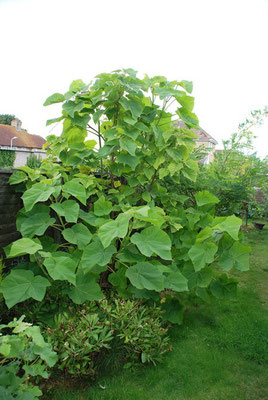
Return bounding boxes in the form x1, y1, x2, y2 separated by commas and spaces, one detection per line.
195, 191, 219, 207
33, 342, 58, 368
188, 242, 218, 271
98, 213, 131, 248
119, 137, 137, 156
46, 116, 64, 126
119, 98, 143, 119
219, 241, 250, 271
134, 207, 166, 228
216, 215, 242, 240
69, 79, 87, 92
62, 223, 92, 249
164, 271, 188, 292
0, 270, 50, 308
161, 297, 184, 324
108, 265, 127, 289
79, 210, 102, 226
43, 253, 78, 284
9, 171, 27, 185
126, 262, 164, 291
210, 275, 237, 300
181, 159, 199, 182
178, 80, 193, 94
176, 93, 194, 112
65, 127, 87, 148
63, 180, 87, 205
94, 196, 113, 216
50, 200, 80, 223
16, 205, 55, 238
23, 362, 49, 378
130, 226, 172, 260
4, 238, 42, 258
43, 92, 65, 106
117, 245, 146, 264
118, 153, 139, 169
155, 87, 183, 99
81, 239, 116, 273
22, 182, 55, 212
186, 266, 213, 289
176, 107, 199, 128
62, 100, 84, 118
68, 271, 104, 304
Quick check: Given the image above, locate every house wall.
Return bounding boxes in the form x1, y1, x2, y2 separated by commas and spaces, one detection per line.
14, 149, 47, 167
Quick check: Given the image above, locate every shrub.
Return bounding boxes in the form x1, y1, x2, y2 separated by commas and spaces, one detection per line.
26, 154, 42, 169
0, 316, 57, 399
46, 308, 113, 377
45, 298, 169, 377
0, 69, 250, 327
108, 298, 170, 365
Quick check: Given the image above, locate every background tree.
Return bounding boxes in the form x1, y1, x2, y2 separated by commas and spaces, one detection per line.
177, 107, 268, 216
0, 114, 15, 125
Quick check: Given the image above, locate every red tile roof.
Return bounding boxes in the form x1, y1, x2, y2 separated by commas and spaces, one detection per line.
0, 124, 46, 149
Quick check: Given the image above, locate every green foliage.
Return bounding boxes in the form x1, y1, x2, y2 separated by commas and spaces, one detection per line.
109, 298, 170, 365
0, 269, 50, 308
46, 227, 268, 400
0, 316, 57, 399
46, 306, 113, 376
192, 107, 268, 217
46, 298, 169, 376
0, 150, 15, 168
0, 69, 250, 326
0, 114, 15, 125
26, 154, 42, 169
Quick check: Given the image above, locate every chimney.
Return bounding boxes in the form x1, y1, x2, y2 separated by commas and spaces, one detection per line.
11, 118, 22, 131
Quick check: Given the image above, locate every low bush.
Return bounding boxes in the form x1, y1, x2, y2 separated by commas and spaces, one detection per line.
26, 154, 42, 169
45, 308, 113, 377
108, 298, 170, 365
45, 298, 170, 378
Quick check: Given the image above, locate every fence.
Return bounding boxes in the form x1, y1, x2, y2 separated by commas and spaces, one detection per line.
0, 169, 21, 253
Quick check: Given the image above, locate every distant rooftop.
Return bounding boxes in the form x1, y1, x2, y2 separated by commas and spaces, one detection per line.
0, 118, 46, 149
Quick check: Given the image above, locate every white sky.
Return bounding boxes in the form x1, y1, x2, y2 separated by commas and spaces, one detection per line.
0, 0, 267, 157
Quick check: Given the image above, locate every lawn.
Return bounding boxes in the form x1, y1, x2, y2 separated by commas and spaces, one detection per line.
46, 225, 268, 400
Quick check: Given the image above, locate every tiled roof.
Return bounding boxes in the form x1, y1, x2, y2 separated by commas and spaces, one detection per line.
176, 120, 218, 145
0, 124, 46, 149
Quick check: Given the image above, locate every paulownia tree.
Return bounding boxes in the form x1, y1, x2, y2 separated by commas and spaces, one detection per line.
0, 69, 250, 324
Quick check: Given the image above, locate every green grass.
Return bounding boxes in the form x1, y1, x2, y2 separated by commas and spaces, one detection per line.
46, 225, 268, 400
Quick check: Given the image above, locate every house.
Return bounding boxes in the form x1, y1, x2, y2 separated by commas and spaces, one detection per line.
177, 120, 218, 164
0, 118, 46, 167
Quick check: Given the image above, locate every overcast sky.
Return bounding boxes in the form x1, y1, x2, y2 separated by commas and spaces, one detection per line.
0, 0, 267, 157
